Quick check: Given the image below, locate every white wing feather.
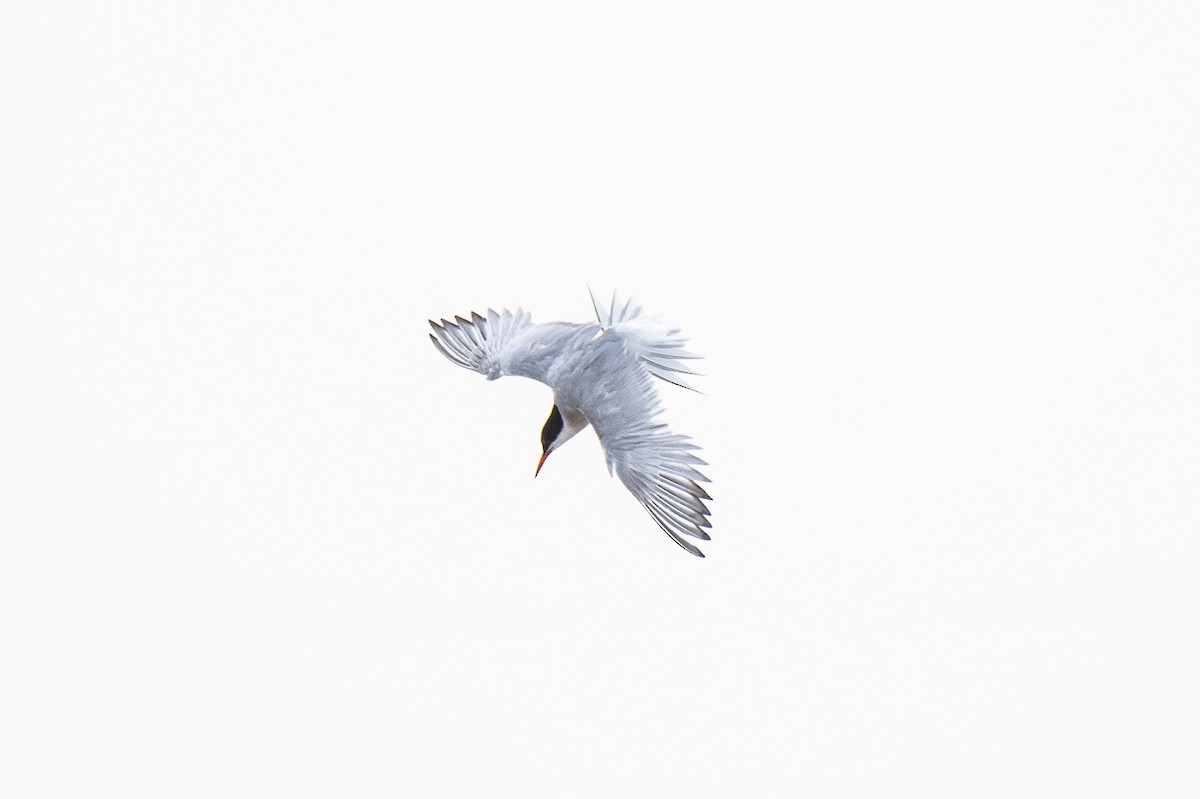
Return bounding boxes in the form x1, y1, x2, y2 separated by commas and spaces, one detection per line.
428, 308, 534, 380
589, 365, 713, 557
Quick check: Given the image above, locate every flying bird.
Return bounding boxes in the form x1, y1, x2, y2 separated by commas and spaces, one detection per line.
428, 289, 713, 556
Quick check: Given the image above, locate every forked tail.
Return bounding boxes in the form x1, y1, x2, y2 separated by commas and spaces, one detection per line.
588, 287, 703, 392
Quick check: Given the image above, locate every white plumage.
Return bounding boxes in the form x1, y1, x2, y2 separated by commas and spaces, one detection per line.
428, 289, 713, 557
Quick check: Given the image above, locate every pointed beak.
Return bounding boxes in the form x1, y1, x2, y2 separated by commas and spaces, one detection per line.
535, 449, 550, 478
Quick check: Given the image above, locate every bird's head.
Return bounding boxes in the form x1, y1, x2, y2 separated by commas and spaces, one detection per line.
535, 404, 586, 477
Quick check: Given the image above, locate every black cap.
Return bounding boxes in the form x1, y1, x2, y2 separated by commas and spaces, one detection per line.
540, 405, 564, 452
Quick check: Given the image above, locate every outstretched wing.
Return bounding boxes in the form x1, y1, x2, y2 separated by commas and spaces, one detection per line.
428, 308, 534, 380
589, 365, 713, 557
588, 287, 703, 392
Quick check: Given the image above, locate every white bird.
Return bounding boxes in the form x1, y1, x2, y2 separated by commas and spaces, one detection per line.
428, 289, 713, 557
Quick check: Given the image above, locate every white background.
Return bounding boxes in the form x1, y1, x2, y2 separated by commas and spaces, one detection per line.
2, 1, 1197, 796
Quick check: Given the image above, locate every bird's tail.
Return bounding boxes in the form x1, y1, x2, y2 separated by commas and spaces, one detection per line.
588, 287, 703, 392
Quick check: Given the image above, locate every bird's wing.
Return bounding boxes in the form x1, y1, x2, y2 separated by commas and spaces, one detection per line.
428, 308, 535, 380
588, 365, 713, 557
588, 288, 703, 392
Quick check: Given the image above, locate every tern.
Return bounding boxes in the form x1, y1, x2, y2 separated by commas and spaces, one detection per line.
428, 289, 713, 556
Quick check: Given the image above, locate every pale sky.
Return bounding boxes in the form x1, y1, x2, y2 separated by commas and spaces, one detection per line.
2, 1, 1198, 796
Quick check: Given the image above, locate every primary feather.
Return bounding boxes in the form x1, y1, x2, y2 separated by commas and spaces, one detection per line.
427, 308, 534, 380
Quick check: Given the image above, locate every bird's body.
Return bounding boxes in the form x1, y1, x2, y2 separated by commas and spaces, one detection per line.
428, 290, 713, 556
